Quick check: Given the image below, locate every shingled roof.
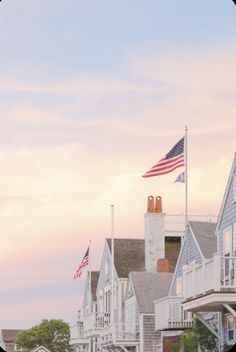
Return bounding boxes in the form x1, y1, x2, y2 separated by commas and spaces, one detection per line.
106, 238, 145, 278
130, 271, 173, 314
91, 271, 99, 300
1, 329, 22, 343
189, 221, 217, 259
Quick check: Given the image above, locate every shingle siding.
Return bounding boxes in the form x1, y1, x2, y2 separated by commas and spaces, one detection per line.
170, 229, 202, 296
143, 315, 159, 352
218, 166, 236, 255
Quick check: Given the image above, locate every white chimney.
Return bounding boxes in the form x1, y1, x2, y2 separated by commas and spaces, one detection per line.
144, 196, 165, 272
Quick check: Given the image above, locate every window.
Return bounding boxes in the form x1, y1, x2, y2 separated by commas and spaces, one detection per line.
227, 314, 235, 343
105, 257, 109, 280
224, 226, 232, 256
176, 277, 183, 297
233, 223, 236, 256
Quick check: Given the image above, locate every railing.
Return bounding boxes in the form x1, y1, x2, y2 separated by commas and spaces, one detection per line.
115, 331, 139, 342
165, 214, 217, 233
70, 322, 87, 343
183, 254, 236, 300
83, 312, 111, 333
155, 296, 192, 330
101, 331, 139, 346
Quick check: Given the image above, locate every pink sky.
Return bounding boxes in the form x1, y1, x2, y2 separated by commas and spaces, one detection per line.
0, 0, 235, 329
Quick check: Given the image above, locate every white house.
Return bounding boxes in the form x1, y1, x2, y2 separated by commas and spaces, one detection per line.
154, 154, 236, 352
70, 271, 99, 352
180, 154, 236, 351
155, 220, 217, 350
70, 195, 184, 352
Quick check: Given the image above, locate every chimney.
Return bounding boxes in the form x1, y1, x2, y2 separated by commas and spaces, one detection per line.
144, 196, 165, 272
157, 258, 171, 273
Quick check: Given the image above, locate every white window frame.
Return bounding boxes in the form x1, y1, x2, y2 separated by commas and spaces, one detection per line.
223, 226, 232, 256
226, 314, 235, 344
176, 277, 183, 297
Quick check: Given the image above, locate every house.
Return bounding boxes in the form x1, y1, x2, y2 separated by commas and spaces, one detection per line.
30, 347, 51, 352
154, 154, 236, 351
155, 220, 217, 351
70, 271, 99, 352
124, 271, 173, 352
179, 154, 236, 351
70, 196, 183, 352
0, 330, 23, 352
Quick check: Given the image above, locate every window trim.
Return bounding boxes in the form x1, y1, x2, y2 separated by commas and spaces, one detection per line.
226, 314, 235, 344
223, 226, 232, 256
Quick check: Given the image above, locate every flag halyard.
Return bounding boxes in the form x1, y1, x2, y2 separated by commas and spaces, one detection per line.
142, 136, 184, 178
73, 247, 89, 280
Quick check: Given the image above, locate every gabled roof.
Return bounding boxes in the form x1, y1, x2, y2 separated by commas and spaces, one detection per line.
189, 221, 217, 259
1, 329, 22, 343
91, 271, 99, 300
130, 271, 173, 314
30, 346, 51, 352
216, 154, 236, 233
106, 238, 145, 278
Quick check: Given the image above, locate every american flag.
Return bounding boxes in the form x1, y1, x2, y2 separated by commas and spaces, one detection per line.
142, 137, 185, 177
73, 247, 89, 280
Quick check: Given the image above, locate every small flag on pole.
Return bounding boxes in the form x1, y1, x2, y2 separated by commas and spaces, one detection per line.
175, 171, 185, 183
73, 247, 89, 280
142, 136, 185, 177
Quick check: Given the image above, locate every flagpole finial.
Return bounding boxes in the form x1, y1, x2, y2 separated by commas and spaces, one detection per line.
185, 126, 188, 132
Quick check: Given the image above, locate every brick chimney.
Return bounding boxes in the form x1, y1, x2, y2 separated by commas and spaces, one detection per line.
157, 258, 171, 273
144, 196, 165, 272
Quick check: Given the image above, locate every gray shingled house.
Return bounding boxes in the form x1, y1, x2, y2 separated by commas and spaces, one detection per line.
70, 195, 183, 352
125, 271, 173, 352
180, 154, 236, 351
155, 220, 217, 351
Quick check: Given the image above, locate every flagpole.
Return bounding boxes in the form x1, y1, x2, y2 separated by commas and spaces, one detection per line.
111, 204, 114, 335
89, 240, 92, 312
185, 126, 188, 232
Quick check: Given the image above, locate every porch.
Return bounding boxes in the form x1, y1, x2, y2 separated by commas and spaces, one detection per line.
155, 296, 192, 330
70, 322, 89, 346
182, 253, 236, 312
100, 330, 139, 352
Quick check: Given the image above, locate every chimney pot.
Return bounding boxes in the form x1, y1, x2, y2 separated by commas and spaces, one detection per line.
155, 196, 162, 213
147, 196, 155, 212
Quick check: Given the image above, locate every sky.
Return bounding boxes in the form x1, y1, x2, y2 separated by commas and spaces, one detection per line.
0, 0, 235, 329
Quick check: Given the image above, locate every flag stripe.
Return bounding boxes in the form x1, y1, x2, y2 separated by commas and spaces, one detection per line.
142, 136, 185, 178
143, 162, 184, 177
73, 247, 89, 280
144, 156, 184, 175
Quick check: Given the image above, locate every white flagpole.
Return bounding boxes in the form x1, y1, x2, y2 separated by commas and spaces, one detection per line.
185, 126, 188, 232
111, 204, 114, 335
89, 240, 92, 312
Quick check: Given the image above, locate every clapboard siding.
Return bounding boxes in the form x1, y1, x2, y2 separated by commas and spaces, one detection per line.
143, 315, 159, 352
170, 228, 202, 296
218, 164, 236, 255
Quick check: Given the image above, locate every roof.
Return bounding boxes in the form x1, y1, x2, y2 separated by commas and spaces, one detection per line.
216, 154, 236, 233
91, 271, 99, 300
106, 238, 145, 278
30, 346, 51, 352
130, 271, 173, 314
189, 221, 217, 259
1, 329, 22, 343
